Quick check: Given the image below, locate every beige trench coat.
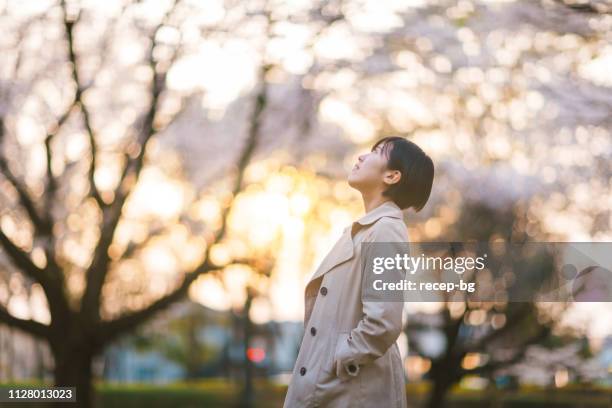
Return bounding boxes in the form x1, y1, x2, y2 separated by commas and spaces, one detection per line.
283, 200, 409, 408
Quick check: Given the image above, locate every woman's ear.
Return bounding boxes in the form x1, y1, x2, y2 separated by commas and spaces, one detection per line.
383, 170, 401, 186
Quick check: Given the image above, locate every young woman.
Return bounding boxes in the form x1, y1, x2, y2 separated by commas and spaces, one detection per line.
282, 136, 434, 408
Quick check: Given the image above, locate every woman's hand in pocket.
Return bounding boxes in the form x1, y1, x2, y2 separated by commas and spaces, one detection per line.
334, 332, 360, 381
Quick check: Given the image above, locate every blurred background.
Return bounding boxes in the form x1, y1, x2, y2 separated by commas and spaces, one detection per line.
0, 0, 610, 407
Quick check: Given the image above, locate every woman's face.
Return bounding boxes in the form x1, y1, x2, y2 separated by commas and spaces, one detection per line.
348, 143, 390, 192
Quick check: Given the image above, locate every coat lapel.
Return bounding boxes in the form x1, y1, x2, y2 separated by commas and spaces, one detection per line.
305, 201, 404, 286
307, 226, 354, 284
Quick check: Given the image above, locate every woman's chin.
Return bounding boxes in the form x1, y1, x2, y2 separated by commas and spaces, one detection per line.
347, 177, 361, 191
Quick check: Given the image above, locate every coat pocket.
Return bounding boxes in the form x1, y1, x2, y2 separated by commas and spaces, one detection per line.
323, 332, 349, 374
334, 332, 350, 360
332, 332, 355, 382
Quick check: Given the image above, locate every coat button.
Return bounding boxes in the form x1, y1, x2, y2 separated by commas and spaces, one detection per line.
310, 327, 317, 336
348, 364, 357, 373
320, 286, 328, 296
300, 367, 306, 376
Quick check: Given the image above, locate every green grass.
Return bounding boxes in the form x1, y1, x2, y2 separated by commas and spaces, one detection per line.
0, 380, 610, 407
403, 382, 612, 408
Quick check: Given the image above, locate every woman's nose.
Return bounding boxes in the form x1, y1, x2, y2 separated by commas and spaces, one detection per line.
358, 154, 366, 162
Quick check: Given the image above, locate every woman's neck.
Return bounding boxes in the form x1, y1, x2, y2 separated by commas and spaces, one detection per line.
361, 193, 391, 213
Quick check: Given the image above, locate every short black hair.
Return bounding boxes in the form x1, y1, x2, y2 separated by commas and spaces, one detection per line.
371, 136, 434, 212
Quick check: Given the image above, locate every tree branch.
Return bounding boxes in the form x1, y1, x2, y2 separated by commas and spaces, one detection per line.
0, 229, 47, 284
43, 102, 76, 216
552, 0, 612, 14
0, 228, 69, 318
0, 113, 69, 323
61, 1, 104, 209
100, 65, 271, 342
98, 258, 217, 343
80, 0, 182, 321
116, 226, 167, 261
0, 143, 50, 236
0, 304, 50, 340
41, 95, 81, 295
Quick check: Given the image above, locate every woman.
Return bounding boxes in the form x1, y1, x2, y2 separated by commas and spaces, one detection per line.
283, 137, 434, 407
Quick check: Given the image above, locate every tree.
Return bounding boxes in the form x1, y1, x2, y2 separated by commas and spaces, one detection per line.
0, 0, 353, 404
404, 200, 576, 408
0, 0, 277, 405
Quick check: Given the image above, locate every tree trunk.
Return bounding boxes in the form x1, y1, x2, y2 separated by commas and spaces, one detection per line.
52, 346, 95, 408
426, 378, 453, 408
426, 361, 456, 408
241, 291, 254, 408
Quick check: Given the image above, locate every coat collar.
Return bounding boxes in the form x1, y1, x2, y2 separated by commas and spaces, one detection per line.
306, 200, 404, 286
353, 200, 403, 227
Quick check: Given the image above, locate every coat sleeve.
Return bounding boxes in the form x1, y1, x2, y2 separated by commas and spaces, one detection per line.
334, 217, 408, 379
